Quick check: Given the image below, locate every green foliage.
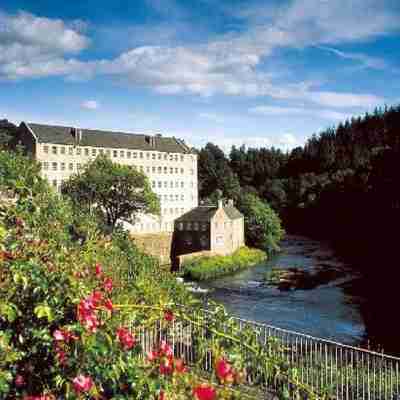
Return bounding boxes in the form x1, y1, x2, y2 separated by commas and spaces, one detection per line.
238, 193, 285, 253
62, 155, 160, 231
182, 247, 267, 281
0, 119, 17, 149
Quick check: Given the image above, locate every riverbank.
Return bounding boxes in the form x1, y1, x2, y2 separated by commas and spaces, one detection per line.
182, 246, 267, 280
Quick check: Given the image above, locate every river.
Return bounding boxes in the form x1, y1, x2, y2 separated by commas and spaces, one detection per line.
199, 235, 367, 346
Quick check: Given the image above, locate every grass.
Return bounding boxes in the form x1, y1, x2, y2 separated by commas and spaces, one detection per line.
182, 246, 267, 281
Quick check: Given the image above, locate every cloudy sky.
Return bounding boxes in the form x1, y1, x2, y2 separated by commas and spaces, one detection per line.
1, 0, 399, 151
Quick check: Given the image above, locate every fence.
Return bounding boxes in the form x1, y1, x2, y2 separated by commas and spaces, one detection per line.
126, 305, 400, 400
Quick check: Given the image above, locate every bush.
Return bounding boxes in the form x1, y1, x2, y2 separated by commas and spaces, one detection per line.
238, 193, 285, 253
182, 247, 267, 281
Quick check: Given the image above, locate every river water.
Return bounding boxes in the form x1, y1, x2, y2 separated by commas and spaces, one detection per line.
200, 235, 366, 346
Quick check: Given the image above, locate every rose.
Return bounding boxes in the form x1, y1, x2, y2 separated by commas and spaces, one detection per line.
164, 310, 174, 322
193, 384, 216, 400
116, 327, 136, 350
103, 277, 113, 292
215, 358, 233, 383
72, 374, 93, 394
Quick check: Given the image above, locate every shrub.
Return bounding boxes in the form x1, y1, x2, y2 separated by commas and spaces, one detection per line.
182, 247, 267, 281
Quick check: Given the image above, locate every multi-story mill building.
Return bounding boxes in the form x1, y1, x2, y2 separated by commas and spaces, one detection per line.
16, 122, 198, 233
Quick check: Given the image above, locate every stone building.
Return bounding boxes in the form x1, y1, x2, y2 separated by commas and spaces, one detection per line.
15, 122, 198, 233
173, 199, 245, 260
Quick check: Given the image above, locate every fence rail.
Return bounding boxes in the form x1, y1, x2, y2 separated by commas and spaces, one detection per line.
126, 305, 400, 399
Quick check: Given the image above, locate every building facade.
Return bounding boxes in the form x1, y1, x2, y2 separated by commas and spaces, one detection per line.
173, 199, 245, 259
16, 122, 198, 233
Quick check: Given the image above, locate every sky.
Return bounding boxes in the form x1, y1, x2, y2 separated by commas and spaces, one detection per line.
0, 0, 399, 151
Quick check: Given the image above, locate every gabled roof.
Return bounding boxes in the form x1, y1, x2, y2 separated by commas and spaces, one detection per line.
24, 122, 192, 154
175, 204, 243, 223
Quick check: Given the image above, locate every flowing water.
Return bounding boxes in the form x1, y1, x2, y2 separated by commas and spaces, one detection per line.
199, 235, 366, 346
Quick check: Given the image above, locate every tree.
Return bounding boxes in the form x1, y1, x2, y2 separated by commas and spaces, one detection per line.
238, 193, 285, 253
62, 155, 160, 230
0, 119, 17, 149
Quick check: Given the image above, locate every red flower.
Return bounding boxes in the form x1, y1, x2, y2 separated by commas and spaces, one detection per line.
147, 350, 158, 362
116, 327, 136, 350
104, 298, 114, 312
103, 277, 113, 292
53, 329, 77, 343
88, 291, 103, 307
193, 384, 216, 400
159, 357, 174, 375
95, 263, 103, 278
72, 374, 93, 394
164, 310, 174, 322
159, 390, 166, 400
159, 340, 173, 357
215, 358, 232, 382
15, 374, 25, 387
55, 348, 67, 365
174, 358, 188, 374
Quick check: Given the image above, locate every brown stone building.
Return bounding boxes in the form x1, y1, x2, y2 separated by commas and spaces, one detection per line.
173, 199, 245, 261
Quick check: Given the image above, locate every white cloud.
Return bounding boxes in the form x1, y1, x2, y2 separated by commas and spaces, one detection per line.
81, 100, 99, 110
250, 105, 353, 121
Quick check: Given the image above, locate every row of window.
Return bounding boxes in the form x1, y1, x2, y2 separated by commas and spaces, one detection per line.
41, 161, 193, 175
162, 208, 185, 216
43, 145, 194, 163
177, 222, 208, 231
133, 222, 174, 232
152, 181, 195, 190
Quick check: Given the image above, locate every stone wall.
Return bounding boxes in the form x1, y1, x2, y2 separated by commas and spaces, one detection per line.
130, 232, 173, 266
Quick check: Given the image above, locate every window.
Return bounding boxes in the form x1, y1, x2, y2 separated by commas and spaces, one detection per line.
169, 154, 173, 161
187, 222, 192, 230
52, 162, 57, 171
170, 167, 173, 174
92, 149, 97, 156
113, 150, 118, 158
140, 152, 143, 159
202, 223, 207, 231
178, 222, 184, 231
170, 181, 173, 188
164, 194, 168, 201
152, 166, 156, 173
175, 155, 178, 162
69, 163, 73, 171
175, 194, 179, 201
181, 195, 184, 201
69, 147, 74, 156
164, 181, 168, 188
158, 181, 162, 188
164, 154, 168, 160
180, 168, 184, 174
146, 166, 150, 173
52, 146, 57, 155
180, 155, 184, 162
175, 168, 178, 174
175, 181, 179, 188
146, 152, 150, 159
43, 162, 49, 170
181, 182, 184, 188
152, 153, 156, 160
61, 162, 66, 171
133, 152, 137, 159
120, 150, 124, 158
60, 147, 66, 155
164, 167, 167, 174
170, 194, 174, 201
127, 151, 131, 158
158, 153, 162, 160
152, 181, 156, 188
194, 222, 199, 231
84, 148, 89, 156
76, 147, 81, 155
43, 145, 49, 153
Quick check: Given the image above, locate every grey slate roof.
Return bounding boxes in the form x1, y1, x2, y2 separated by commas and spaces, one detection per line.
24, 122, 192, 154
175, 204, 243, 223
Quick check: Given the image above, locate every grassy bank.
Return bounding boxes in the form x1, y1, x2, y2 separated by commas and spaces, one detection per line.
182, 246, 267, 281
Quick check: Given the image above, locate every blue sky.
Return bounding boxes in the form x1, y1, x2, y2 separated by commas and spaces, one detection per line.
0, 0, 399, 151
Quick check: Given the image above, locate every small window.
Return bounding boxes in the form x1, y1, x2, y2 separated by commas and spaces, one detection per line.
175, 155, 178, 162
202, 223, 207, 231
133, 152, 137, 159
43, 145, 49, 153
52, 162, 57, 171
158, 153, 162, 160
164, 154, 168, 160
181, 182, 184, 188
164, 167, 168, 174
120, 150, 124, 158
178, 222, 184, 231
152, 181, 156, 188
146, 166, 150, 173
152, 166, 156, 173
180, 168, 184, 174
175, 181, 179, 188
60, 147, 66, 155
180, 155, 184, 162
113, 150, 118, 158
170, 154, 173, 161
152, 153, 156, 160
187, 222, 192, 230
140, 152, 143, 159
84, 148, 89, 156
170, 194, 174, 201
170, 181, 173, 188
175, 194, 179, 201
181, 195, 184, 201
69, 163, 73, 171
92, 149, 96, 156
127, 151, 131, 158
164, 194, 168, 201
76, 147, 81, 155
164, 181, 168, 188
52, 146, 57, 155
194, 222, 199, 231
158, 181, 162, 188
61, 162, 66, 171
175, 168, 178, 173
146, 153, 150, 159
170, 167, 173, 174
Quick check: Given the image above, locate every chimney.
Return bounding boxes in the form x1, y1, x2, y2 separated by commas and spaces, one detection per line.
218, 199, 223, 209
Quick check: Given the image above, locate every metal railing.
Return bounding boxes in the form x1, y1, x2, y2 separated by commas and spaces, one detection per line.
126, 305, 400, 399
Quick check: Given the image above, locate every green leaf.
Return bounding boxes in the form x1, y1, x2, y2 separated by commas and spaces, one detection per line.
0, 302, 19, 322
34, 304, 54, 322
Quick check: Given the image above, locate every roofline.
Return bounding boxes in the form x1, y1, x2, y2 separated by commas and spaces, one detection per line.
21, 121, 38, 142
